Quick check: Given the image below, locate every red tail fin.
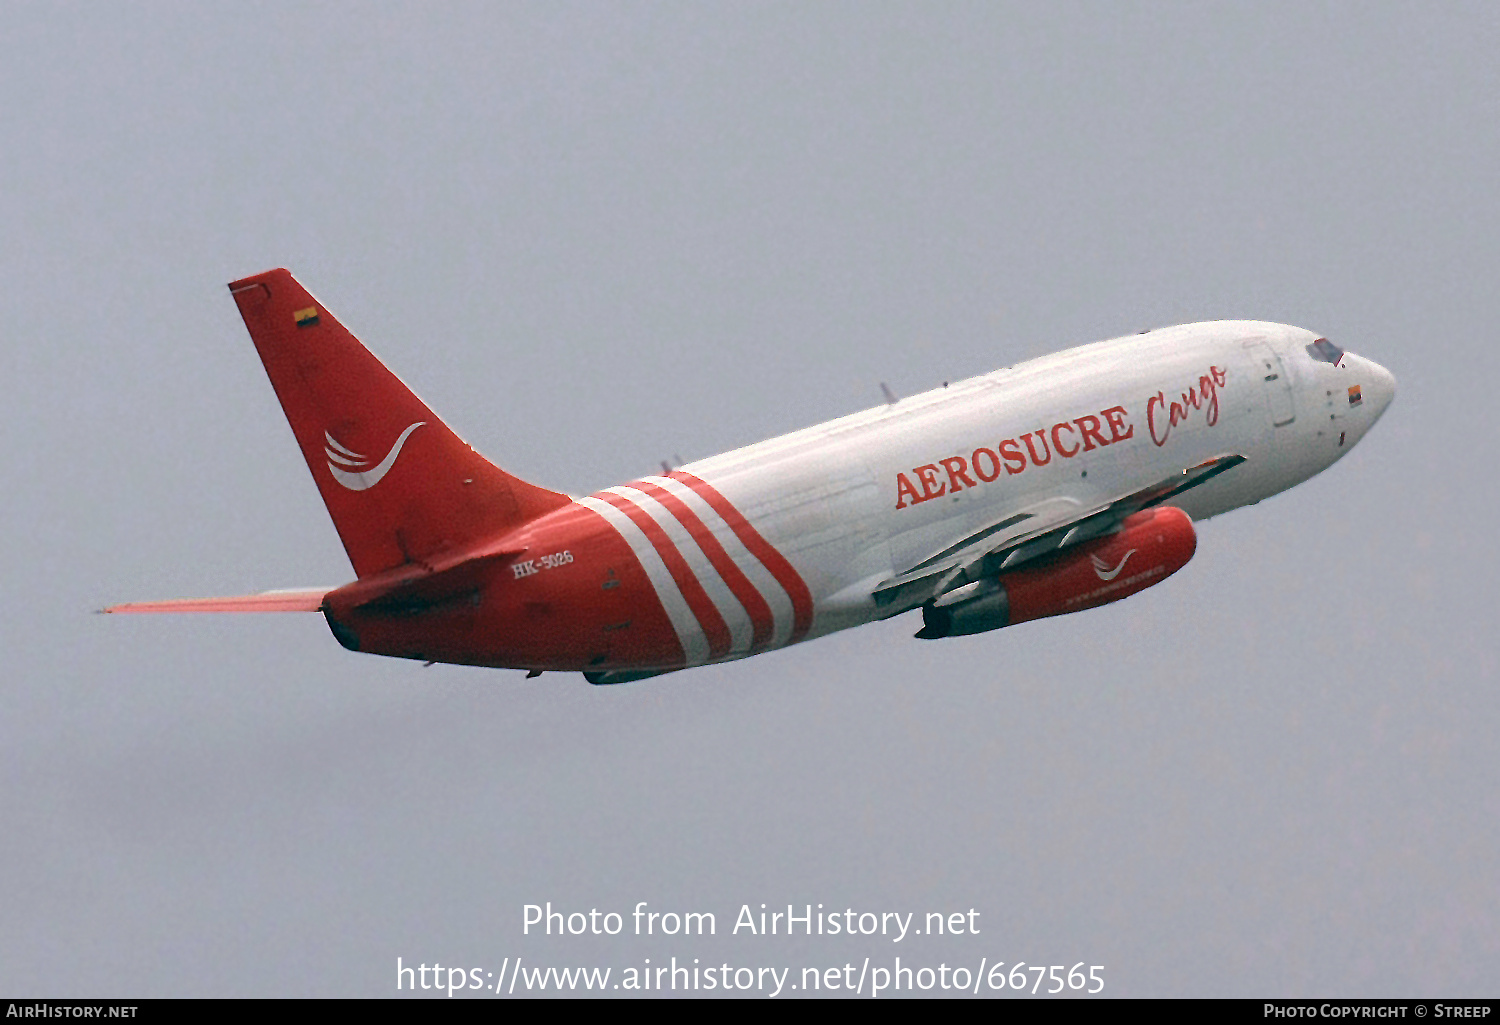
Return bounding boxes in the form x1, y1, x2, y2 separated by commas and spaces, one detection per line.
229, 268, 570, 579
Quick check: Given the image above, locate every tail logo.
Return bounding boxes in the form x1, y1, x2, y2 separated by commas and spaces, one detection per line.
324, 423, 426, 491
1090, 549, 1136, 581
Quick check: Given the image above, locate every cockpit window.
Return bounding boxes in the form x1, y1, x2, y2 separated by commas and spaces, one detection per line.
1306, 338, 1344, 365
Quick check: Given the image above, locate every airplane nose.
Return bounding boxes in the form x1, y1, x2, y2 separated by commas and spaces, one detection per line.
1365, 360, 1397, 417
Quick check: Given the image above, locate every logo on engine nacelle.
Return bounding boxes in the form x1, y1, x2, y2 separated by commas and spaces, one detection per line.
1090, 549, 1136, 581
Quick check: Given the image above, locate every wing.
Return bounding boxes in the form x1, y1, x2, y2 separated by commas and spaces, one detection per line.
100, 588, 332, 613
873, 454, 1245, 613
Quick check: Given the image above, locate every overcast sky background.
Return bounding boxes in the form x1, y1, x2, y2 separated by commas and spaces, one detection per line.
2, 2, 1496, 997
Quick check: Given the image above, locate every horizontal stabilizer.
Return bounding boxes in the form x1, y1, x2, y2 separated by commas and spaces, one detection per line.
101, 588, 331, 614
317, 530, 530, 615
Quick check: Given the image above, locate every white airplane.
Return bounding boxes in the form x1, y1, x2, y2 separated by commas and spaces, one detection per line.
106, 269, 1396, 683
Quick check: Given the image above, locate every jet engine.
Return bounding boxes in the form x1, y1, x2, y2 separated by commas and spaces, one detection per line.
916, 506, 1197, 639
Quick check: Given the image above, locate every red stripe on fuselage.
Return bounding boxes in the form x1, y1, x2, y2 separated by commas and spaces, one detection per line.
627, 480, 776, 653
667, 470, 815, 645
596, 491, 734, 660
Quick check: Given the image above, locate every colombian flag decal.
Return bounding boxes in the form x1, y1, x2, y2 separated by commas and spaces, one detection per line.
293, 306, 321, 328
1348, 384, 1363, 407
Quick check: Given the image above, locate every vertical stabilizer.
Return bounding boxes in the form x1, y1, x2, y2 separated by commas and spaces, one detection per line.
228, 268, 569, 578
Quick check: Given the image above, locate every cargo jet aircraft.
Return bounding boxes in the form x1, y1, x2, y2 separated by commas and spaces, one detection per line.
106, 269, 1396, 683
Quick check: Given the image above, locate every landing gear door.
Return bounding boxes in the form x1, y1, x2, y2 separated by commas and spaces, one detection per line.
1248, 341, 1296, 427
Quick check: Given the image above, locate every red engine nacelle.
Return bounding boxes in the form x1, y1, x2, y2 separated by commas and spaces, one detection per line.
916, 506, 1197, 639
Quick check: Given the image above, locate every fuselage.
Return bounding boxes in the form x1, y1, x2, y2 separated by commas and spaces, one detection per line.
330, 320, 1395, 676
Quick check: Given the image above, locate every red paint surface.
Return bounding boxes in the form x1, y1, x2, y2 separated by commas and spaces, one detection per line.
1003, 506, 1197, 625
228, 269, 570, 579
627, 481, 777, 653
668, 471, 815, 645
596, 491, 733, 660
323, 501, 687, 672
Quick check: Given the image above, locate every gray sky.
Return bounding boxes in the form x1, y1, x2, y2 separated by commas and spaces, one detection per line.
2, 2, 1495, 997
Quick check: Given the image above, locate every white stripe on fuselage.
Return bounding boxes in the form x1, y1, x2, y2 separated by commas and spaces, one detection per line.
637, 474, 798, 649
575, 495, 709, 666
605, 485, 756, 657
